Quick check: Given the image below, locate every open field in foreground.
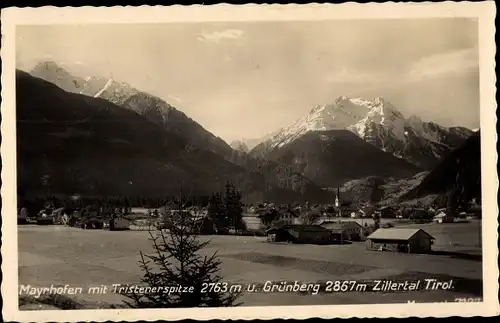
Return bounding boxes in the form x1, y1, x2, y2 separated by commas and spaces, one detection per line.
18, 220, 482, 309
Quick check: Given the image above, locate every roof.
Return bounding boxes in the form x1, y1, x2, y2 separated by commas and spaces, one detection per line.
367, 228, 435, 241
266, 224, 330, 233
340, 220, 362, 228
319, 220, 362, 228
320, 222, 345, 230
293, 225, 330, 232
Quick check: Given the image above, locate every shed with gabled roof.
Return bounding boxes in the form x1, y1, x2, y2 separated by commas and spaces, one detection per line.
366, 228, 435, 253
266, 224, 332, 244
320, 220, 364, 241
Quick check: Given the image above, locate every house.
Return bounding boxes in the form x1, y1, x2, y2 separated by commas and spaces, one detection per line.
409, 208, 432, 223
109, 217, 130, 231
377, 206, 396, 218
242, 213, 264, 231
433, 211, 454, 223
348, 208, 366, 218
315, 215, 336, 224
246, 205, 257, 214
361, 205, 375, 218
328, 228, 347, 244
319, 220, 364, 241
51, 207, 66, 224
365, 228, 435, 254
266, 224, 332, 244
318, 222, 349, 243
36, 207, 55, 225
278, 207, 301, 225
338, 204, 359, 217
257, 207, 300, 227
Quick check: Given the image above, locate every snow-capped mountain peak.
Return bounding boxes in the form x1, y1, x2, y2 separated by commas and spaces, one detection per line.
267, 96, 404, 148
253, 96, 473, 169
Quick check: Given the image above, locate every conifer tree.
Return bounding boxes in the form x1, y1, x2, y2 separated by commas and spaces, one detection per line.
223, 182, 244, 231
122, 188, 241, 308
207, 192, 226, 232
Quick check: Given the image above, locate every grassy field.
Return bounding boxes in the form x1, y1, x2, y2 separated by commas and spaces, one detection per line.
18, 220, 482, 309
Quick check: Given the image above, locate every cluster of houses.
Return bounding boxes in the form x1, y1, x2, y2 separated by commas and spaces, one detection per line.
19, 198, 481, 255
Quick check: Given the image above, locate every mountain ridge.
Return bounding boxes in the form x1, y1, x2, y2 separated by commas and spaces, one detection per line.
260, 129, 421, 188
250, 96, 473, 169
30, 61, 234, 158
27, 62, 333, 202
17, 69, 262, 199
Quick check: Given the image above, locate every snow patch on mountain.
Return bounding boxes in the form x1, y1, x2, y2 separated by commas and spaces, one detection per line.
94, 78, 114, 98
269, 97, 377, 148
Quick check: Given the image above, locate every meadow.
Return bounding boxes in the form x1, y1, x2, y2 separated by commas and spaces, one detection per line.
18, 220, 482, 309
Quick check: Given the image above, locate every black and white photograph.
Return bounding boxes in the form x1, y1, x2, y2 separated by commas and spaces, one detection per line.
1, 2, 498, 321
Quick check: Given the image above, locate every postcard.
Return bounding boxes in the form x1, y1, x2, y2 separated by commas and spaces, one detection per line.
1, 2, 498, 321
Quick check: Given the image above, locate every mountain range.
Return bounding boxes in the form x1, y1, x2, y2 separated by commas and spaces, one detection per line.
17, 70, 255, 199
22, 61, 478, 205
256, 129, 421, 188
250, 96, 473, 169
30, 61, 234, 159
22, 64, 332, 203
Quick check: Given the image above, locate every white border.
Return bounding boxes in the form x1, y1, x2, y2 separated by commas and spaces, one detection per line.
1, 2, 498, 321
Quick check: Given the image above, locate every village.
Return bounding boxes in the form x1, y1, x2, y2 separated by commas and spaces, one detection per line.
18, 189, 482, 255
17, 198, 483, 308
16, 183, 484, 308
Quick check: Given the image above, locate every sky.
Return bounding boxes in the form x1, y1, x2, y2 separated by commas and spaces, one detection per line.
16, 19, 480, 142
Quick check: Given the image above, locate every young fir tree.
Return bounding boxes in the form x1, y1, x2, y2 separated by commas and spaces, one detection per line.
122, 188, 242, 308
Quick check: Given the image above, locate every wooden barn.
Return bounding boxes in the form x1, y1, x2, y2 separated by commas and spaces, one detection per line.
320, 221, 364, 241
266, 224, 332, 244
365, 228, 435, 254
